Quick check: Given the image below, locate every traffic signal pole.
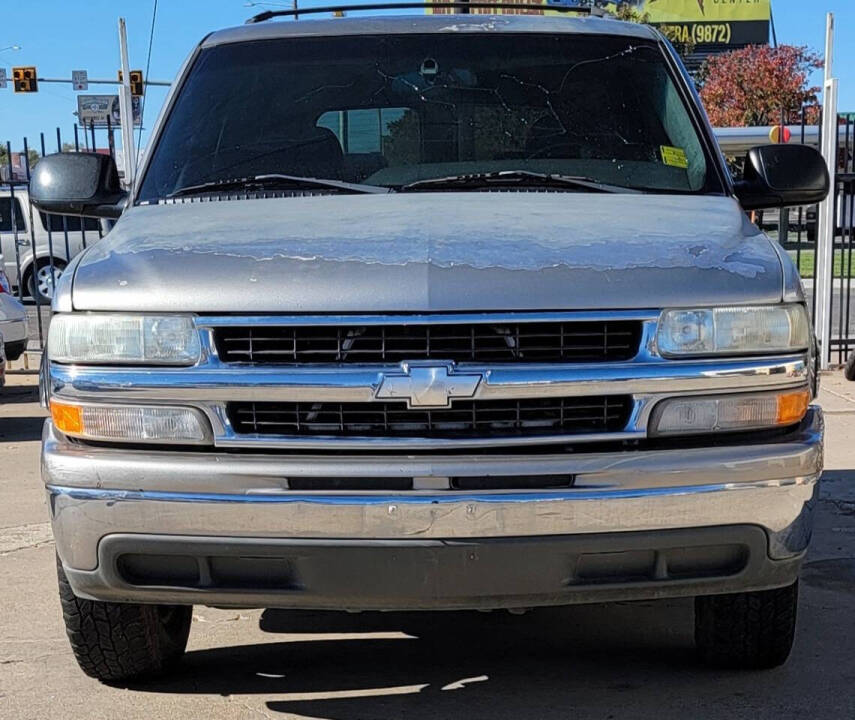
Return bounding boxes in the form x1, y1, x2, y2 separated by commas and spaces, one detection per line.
118, 18, 136, 187
29, 77, 170, 87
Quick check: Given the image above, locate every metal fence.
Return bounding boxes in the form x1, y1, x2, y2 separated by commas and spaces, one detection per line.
1, 122, 121, 355
762, 114, 855, 366
826, 114, 855, 365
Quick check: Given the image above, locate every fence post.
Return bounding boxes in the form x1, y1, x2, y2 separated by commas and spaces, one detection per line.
816, 79, 838, 369
4, 141, 25, 303
816, 14, 837, 369
22, 137, 44, 350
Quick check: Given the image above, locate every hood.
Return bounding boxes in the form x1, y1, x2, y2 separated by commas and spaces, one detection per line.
71, 193, 783, 312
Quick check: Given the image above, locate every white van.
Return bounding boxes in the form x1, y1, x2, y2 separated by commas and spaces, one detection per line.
0, 187, 108, 303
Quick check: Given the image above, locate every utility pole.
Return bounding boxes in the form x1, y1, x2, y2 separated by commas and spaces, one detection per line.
117, 17, 136, 187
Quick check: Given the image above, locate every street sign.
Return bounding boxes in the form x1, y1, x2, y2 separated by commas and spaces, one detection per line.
0, 68, 6, 89
76, 94, 141, 127
71, 70, 88, 91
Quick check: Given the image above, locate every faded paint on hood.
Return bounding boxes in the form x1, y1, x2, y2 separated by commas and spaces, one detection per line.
71, 193, 783, 312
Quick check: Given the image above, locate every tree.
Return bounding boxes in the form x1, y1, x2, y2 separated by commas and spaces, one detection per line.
0, 146, 40, 172
697, 45, 823, 127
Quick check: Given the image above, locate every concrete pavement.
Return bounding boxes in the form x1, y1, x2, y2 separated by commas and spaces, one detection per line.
1, 372, 853, 720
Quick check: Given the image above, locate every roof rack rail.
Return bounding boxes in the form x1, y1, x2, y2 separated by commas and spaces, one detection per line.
246, 2, 608, 24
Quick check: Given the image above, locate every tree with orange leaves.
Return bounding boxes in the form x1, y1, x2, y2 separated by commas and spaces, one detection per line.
697, 44, 823, 127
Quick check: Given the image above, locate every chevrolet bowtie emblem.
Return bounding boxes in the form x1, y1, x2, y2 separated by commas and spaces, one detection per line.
375, 362, 482, 408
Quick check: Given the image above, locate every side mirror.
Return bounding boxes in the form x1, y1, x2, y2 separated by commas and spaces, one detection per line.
734, 144, 829, 211
29, 152, 128, 219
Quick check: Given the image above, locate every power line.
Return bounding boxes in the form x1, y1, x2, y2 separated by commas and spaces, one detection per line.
138, 0, 158, 148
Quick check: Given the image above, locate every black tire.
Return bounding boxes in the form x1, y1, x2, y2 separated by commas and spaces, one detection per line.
56, 555, 192, 682
4, 340, 26, 362
26, 258, 66, 305
845, 351, 855, 381
695, 581, 798, 669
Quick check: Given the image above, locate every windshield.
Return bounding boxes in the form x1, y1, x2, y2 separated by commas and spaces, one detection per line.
137, 33, 721, 202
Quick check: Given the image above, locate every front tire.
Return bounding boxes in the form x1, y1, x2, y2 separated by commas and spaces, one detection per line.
695, 581, 798, 669
56, 556, 192, 682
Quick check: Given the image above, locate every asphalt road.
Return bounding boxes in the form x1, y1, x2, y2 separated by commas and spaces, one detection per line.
1, 373, 854, 720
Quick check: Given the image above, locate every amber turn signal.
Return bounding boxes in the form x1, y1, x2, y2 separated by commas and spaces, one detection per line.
776, 389, 811, 426
50, 401, 84, 435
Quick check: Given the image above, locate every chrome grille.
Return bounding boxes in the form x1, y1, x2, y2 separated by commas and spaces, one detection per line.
213, 320, 642, 365
227, 396, 633, 439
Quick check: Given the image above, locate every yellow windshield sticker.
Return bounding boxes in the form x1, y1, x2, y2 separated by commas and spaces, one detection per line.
661, 146, 689, 169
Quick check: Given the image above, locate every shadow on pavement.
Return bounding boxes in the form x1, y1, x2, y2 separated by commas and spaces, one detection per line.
126, 601, 726, 718
0, 416, 45, 442
0, 383, 40, 405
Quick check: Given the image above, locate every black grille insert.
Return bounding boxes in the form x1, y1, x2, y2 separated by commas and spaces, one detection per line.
214, 320, 642, 365
227, 396, 633, 439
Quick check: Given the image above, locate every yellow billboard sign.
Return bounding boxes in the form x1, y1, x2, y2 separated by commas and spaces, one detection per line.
641, 1, 770, 23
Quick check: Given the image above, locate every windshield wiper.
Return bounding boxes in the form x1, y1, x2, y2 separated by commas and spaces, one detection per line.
166, 173, 392, 198
399, 170, 640, 194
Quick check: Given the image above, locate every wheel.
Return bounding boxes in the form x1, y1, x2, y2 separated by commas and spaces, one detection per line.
845, 351, 855, 381
695, 581, 798, 669
26, 259, 66, 305
56, 555, 192, 682
4, 340, 26, 362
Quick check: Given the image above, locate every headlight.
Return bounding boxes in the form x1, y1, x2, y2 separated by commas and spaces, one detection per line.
657, 305, 810, 356
650, 389, 810, 437
50, 400, 211, 444
48, 314, 201, 365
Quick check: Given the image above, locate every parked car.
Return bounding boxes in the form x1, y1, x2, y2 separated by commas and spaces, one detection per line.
33, 9, 829, 682
0, 186, 107, 303
0, 265, 28, 361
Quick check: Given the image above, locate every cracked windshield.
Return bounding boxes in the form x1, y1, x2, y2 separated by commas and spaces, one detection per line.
138, 33, 717, 201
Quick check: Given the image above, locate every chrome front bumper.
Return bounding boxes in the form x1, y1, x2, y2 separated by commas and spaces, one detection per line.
45, 407, 822, 588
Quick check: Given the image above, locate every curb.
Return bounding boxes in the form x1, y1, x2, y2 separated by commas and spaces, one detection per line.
8, 348, 42, 373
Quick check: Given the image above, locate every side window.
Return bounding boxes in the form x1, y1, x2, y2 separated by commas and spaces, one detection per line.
0, 197, 27, 232
39, 212, 100, 233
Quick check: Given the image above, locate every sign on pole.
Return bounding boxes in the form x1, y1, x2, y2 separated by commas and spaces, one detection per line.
71, 70, 88, 91
76, 94, 142, 127
0, 68, 6, 89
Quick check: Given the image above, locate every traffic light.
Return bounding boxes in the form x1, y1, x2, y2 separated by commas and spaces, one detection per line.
118, 70, 144, 97
12, 67, 37, 93
130, 70, 143, 97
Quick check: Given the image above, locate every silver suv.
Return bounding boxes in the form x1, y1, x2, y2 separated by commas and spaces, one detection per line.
32, 8, 829, 682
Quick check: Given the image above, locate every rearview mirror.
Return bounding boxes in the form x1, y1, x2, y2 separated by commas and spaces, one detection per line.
29, 152, 128, 219
734, 144, 829, 211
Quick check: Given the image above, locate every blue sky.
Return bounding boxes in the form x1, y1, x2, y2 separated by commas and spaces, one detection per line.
0, 0, 852, 153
